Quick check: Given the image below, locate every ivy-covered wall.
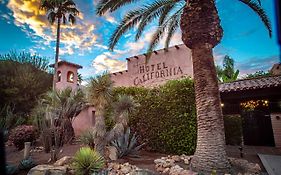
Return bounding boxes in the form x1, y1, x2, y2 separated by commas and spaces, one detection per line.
111, 78, 197, 155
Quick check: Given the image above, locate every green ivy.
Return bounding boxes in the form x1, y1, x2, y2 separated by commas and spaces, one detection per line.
108, 78, 197, 155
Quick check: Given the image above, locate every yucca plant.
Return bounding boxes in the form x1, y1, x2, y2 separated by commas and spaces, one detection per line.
111, 128, 145, 158
72, 147, 105, 175
79, 128, 95, 148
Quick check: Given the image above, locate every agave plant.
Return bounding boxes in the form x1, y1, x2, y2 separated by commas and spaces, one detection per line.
111, 128, 145, 158
72, 147, 105, 175
18, 157, 37, 170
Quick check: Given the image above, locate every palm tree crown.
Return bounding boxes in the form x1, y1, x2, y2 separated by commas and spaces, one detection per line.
96, 0, 271, 52
40, 0, 79, 25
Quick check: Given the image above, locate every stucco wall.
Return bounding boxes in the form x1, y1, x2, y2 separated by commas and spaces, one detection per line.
72, 106, 95, 136
271, 113, 281, 147
111, 44, 193, 87
56, 64, 79, 91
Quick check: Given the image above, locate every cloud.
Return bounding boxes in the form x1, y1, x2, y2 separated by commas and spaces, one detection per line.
236, 55, 279, 76
92, 52, 126, 73
7, 0, 98, 56
91, 28, 183, 74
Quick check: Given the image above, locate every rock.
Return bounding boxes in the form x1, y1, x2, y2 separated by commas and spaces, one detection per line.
171, 155, 181, 162
154, 159, 166, 164
169, 165, 183, 175
27, 165, 67, 175
120, 166, 131, 174
108, 146, 118, 161
183, 159, 189, 165
54, 156, 73, 166
163, 168, 170, 173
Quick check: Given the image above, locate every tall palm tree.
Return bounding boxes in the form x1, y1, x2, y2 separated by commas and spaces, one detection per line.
40, 0, 79, 89
216, 55, 240, 82
96, 0, 271, 173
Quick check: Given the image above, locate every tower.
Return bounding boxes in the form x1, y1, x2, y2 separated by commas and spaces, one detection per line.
50, 60, 82, 91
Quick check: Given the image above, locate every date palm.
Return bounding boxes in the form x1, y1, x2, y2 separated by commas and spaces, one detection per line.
40, 0, 79, 89
96, 0, 271, 173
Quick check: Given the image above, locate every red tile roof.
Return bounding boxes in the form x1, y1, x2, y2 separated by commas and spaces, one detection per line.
219, 76, 281, 93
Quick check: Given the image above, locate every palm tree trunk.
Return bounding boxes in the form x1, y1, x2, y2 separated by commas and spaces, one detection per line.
180, 0, 230, 173
53, 17, 61, 90
190, 44, 230, 173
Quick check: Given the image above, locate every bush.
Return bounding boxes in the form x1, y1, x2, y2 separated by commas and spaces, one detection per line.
110, 78, 197, 155
224, 115, 242, 145
72, 147, 105, 175
79, 128, 95, 148
9, 125, 38, 150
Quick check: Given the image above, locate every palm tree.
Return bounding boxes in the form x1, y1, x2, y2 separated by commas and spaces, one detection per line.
96, 0, 271, 173
216, 55, 240, 82
40, 0, 79, 89
87, 73, 138, 155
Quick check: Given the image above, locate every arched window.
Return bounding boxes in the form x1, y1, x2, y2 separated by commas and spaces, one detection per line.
67, 71, 74, 83
57, 71, 61, 82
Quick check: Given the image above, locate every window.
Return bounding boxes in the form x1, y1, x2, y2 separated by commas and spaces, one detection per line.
67, 71, 74, 83
57, 71, 61, 82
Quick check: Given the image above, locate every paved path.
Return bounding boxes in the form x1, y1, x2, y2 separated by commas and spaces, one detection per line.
258, 154, 281, 175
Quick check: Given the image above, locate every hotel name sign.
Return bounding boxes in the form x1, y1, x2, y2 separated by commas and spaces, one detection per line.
133, 62, 183, 86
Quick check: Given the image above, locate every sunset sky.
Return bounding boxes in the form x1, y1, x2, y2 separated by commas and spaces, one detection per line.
0, 0, 280, 81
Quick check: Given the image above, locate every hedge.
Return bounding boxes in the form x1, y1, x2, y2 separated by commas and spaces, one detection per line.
107, 78, 242, 154
110, 78, 197, 155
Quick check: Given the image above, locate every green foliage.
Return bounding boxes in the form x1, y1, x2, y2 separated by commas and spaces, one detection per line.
244, 70, 272, 79
216, 55, 240, 82
79, 128, 95, 148
0, 52, 52, 115
18, 157, 37, 170
8, 125, 38, 150
6, 164, 18, 175
72, 147, 105, 175
111, 128, 145, 158
96, 0, 271, 52
110, 78, 197, 155
224, 115, 242, 145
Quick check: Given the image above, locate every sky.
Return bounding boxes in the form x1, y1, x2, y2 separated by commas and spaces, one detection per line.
0, 0, 280, 82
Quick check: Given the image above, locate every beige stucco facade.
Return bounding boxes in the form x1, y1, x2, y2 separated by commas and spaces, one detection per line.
111, 44, 193, 87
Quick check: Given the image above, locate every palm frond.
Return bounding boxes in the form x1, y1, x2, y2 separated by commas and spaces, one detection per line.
108, 9, 143, 50
96, 0, 139, 15
239, 0, 272, 37
135, 0, 177, 41
164, 6, 183, 49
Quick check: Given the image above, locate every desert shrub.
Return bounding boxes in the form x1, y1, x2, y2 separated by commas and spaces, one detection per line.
224, 115, 242, 145
9, 125, 38, 150
72, 147, 105, 175
111, 128, 145, 158
110, 78, 197, 155
18, 157, 36, 170
6, 164, 18, 175
79, 128, 95, 148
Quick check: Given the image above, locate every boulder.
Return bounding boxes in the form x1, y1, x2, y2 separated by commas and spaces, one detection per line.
27, 165, 67, 175
54, 156, 73, 166
108, 146, 118, 161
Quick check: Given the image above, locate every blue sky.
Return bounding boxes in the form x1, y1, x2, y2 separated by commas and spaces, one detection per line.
0, 0, 280, 81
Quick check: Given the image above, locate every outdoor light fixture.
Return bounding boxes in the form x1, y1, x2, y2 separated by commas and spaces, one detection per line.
221, 103, 224, 107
